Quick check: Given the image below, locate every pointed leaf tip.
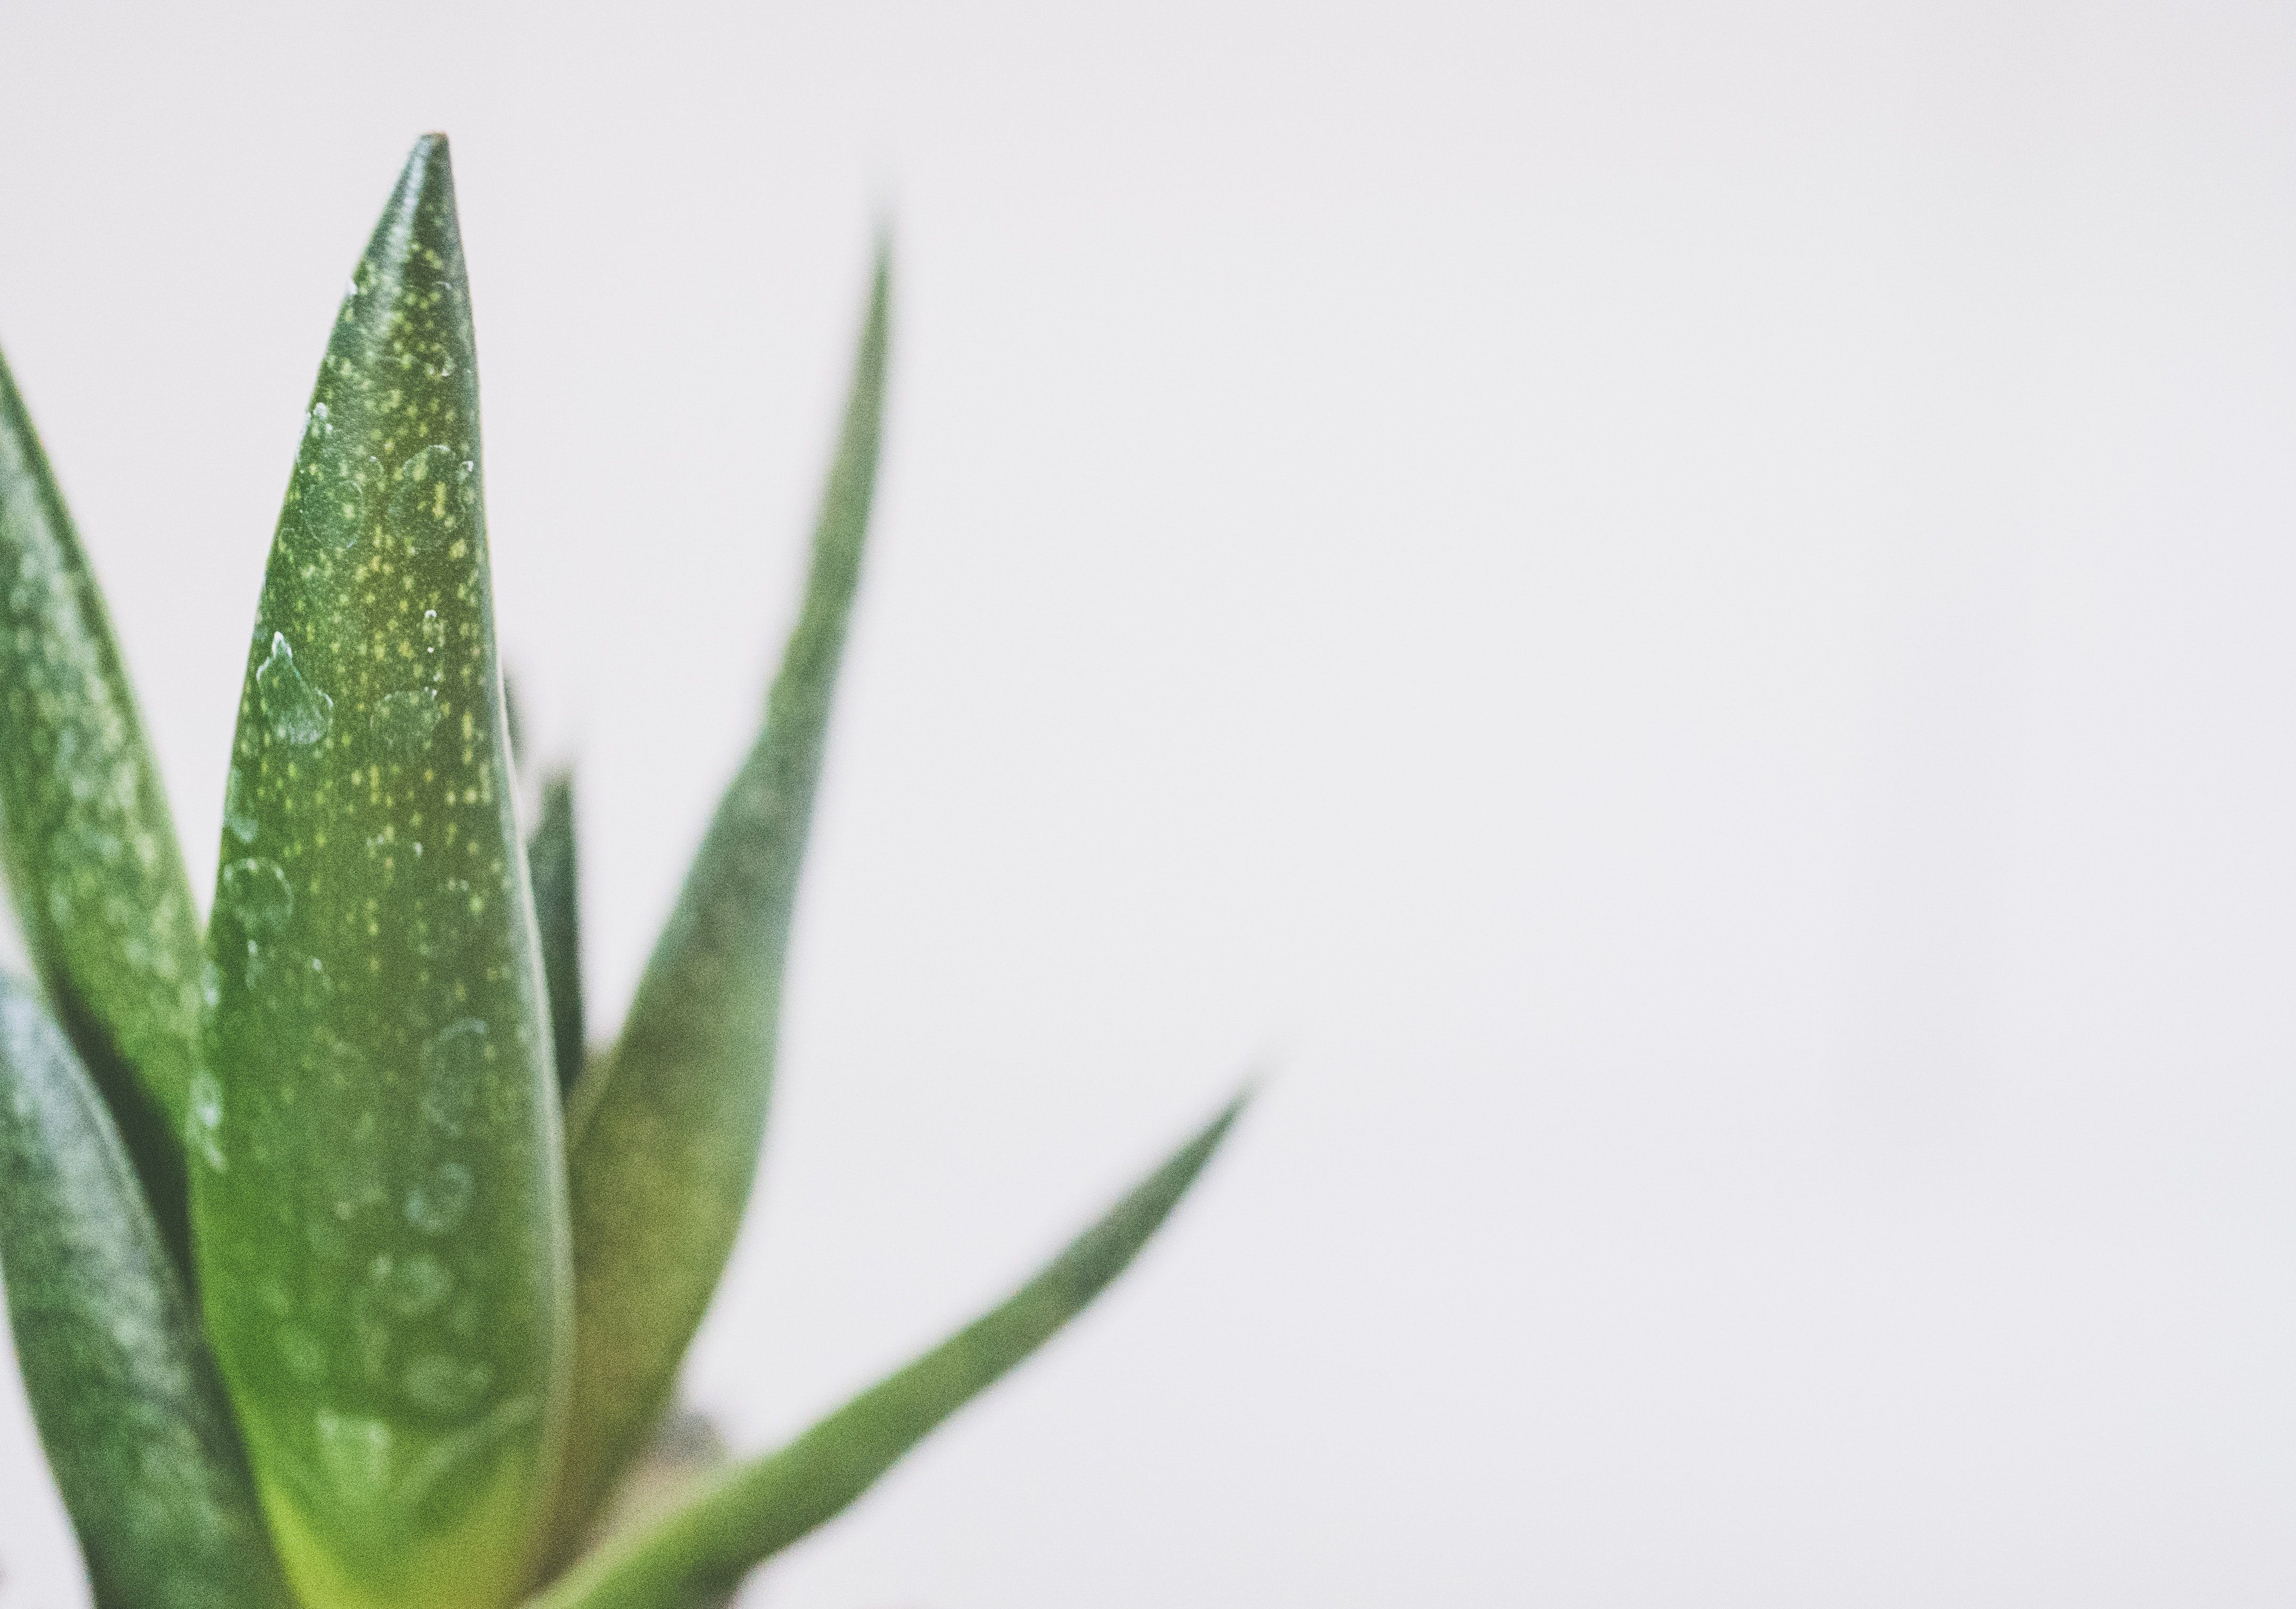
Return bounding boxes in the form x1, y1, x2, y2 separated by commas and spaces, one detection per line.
547, 255, 890, 1556
192, 147, 566, 1609
528, 1087, 1247, 1609
401, 132, 452, 186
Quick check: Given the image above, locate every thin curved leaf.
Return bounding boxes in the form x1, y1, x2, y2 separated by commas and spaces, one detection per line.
192, 134, 569, 1609
0, 974, 296, 1609
529, 1090, 1246, 1609
528, 769, 584, 1095
0, 342, 204, 1268
550, 248, 889, 1551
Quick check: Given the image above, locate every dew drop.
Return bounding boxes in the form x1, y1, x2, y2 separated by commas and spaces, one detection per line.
187, 1069, 225, 1172
313, 1410, 394, 1500
371, 1250, 453, 1320
406, 1161, 474, 1236
395, 1394, 537, 1526
221, 858, 293, 932
223, 767, 258, 843
256, 634, 333, 746
294, 449, 380, 552
419, 1018, 488, 1138
403, 1353, 493, 1418
388, 446, 478, 554
421, 609, 445, 656
373, 687, 442, 751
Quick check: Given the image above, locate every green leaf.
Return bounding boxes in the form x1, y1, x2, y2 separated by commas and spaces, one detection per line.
505, 674, 529, 770
584, 1405, 731, 1551
549, 248, 890, 1551
528, 769, 584, 1095
0, 974, 296, 1609
0, 342, 205, 1270
529, 1090, 1248, 1609
191, 135, 569, 1609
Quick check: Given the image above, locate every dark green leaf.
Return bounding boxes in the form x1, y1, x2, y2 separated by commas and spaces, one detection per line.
530, 1090, 1247, 1609
505, 674, 529, 771
0, 974, 296, 1609
191, 135, 569, 1609
528, 769, 584, 1096
0, 342, 205, 1269
549, 248, 889, 1552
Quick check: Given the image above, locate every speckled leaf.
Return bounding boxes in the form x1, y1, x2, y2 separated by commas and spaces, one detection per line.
528, 769, 583, 1095
191, 136, 569, 1609
0, 975, 296, 1609
0, 343, 205, 1269
530, 1092, 1247, 1609
549, 251, 889, 1552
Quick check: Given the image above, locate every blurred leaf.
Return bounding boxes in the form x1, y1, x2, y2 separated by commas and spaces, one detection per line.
528, 770, 584, 1096
0, 342, 205, 1269
571, 1406, 737, 1609
549, 248, 889, 1552
0, 974, 296, 1609
505, 674, 529, 770
589, 1405, 731, 1548
529, 1091, 1247, 1609
191, 134, 568, 1609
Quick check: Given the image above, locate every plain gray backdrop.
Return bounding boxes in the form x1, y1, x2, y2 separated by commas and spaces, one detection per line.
1, 2, 2293, 1604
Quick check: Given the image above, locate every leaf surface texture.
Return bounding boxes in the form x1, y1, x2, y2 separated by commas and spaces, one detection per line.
192, 134, 569, 1609
0, 346, 205, 1267
0, 975, 295, 1609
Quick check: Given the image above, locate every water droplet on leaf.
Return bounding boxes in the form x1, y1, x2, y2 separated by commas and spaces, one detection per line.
373, 687, 442, 751
403, 1353, 493, 1418
188, 1069, 226, 1171
313, 1411, 394, 1500
223, 766, 259, 843
406, 1161, 474, 1235
294, 449, 380, 552
256, 634, 333, 746
221, 858, 293, 932
370, 1251, 453, 1320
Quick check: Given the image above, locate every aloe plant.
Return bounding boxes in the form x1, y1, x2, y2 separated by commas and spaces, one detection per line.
0, 134, 1245, 1609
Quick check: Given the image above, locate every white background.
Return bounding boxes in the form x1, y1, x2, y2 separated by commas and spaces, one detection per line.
2, 2, 2293, 1604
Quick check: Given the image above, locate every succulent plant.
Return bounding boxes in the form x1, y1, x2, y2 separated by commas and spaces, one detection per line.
0, 134, 1244, 1609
